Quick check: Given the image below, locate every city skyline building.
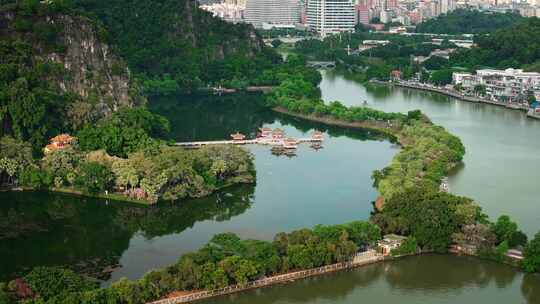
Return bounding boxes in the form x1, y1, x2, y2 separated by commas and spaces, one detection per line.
244, 0, 302, 28
307, 0, 356, 37
356, 3, 371, 24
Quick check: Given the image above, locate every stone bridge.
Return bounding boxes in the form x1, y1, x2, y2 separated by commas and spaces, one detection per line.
307, 61, 336, 68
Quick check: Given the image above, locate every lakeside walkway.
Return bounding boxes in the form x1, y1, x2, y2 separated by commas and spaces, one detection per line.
149, 250, 382, 304
175, 138, 322, 147
372, 80, 531, 113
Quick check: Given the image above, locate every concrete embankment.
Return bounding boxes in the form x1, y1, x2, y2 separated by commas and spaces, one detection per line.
149, 251, 383, 304
373, 80, 530, 113
527, 110, 540, 120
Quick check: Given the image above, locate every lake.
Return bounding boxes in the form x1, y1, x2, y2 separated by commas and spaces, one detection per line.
0, 93, 397, 283
320, 69, 540, 236
1, 71, 539, 303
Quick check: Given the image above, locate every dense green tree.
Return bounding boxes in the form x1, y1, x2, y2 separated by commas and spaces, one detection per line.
271, 39, 282, 48
450, 17, 540, 69
416, 9, 523, 34
19, 167, 53, 189
72, 0, 280, 90
510, 231, 529, 248
423, 56, 450, 70
0, 39, 73, 150
373, 186, 479, 252
219, 256, 258, 286
430, 69, 453, 85
23, 267, 98, 301
490, 215, 524, 247
0, 136, 34, 185
344, 221, 382, 247
77, 107, 169, 157
522, 232, 540, 273
41, 147, 82, 183
391, 237, 418, 256
75, 162, 113, 194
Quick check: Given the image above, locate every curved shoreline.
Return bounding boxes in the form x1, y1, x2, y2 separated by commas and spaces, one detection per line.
371, 80, 532, 113
3, 92, 534, 303
272, 107, 400, 141
147, 107, 468, 304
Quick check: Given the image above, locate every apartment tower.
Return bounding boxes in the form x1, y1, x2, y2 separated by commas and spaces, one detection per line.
307, 0, 356, 37
244, 0, 301, 28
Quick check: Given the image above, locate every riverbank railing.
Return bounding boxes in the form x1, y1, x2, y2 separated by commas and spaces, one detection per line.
149, 250, 382, 304
374, 80, 530, 112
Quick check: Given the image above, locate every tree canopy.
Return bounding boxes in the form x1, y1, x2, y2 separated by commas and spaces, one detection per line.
523, 232, 540, 273
77, 107, 170, 157
415, 9, 524, 34
373, 186, 481, 252
72, 0, 281, 91
450, 17, 540, 69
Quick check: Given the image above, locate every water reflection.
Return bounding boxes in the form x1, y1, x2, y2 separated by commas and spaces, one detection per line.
202, 255, 537, 304
383, 255, 518, 291
522, 274, 540, 304
0, 185, 254, 281
150, 92, 393, 144
149, 93, 275, 141
1, 93, 397, 283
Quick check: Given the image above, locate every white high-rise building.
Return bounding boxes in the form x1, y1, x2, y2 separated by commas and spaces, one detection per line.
244, 0, 301, 28
307, 0, 356, 37
440, 0, 455, 13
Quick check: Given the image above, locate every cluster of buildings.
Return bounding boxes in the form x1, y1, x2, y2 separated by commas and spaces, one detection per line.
453, 68, 540, 102
200, 0, 540, 37
199, 0, 247, 23
356, 0, 458, 28
199, 0, 463, 37
460, 0, 540, 17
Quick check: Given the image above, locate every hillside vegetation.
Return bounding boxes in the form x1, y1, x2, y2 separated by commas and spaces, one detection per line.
0, 0, 280, 149
416, 9, 524, 34
73, 0, 280, 92
0, 1, 144, 149
450, 17, 540, 70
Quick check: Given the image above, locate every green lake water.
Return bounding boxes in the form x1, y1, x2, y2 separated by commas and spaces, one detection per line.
320, 70, 540, 236
0, 71, 539, 303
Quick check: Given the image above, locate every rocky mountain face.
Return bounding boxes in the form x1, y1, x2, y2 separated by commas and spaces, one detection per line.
0, 6, 144, 115
73, 0, 269, 86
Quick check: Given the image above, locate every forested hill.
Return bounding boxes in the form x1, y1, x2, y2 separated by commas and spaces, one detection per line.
73, 0, 280, 92
450, 17, 540, 70
0, 0, 279, 149
0, 1, 144, 148
415, 9, 524, 34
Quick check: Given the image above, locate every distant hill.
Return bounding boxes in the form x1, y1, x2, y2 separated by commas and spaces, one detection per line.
416, 9, 524, 34
450, 17, 540, 69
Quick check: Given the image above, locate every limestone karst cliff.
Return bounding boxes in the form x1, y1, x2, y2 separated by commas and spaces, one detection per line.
0, 5, 144, 113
